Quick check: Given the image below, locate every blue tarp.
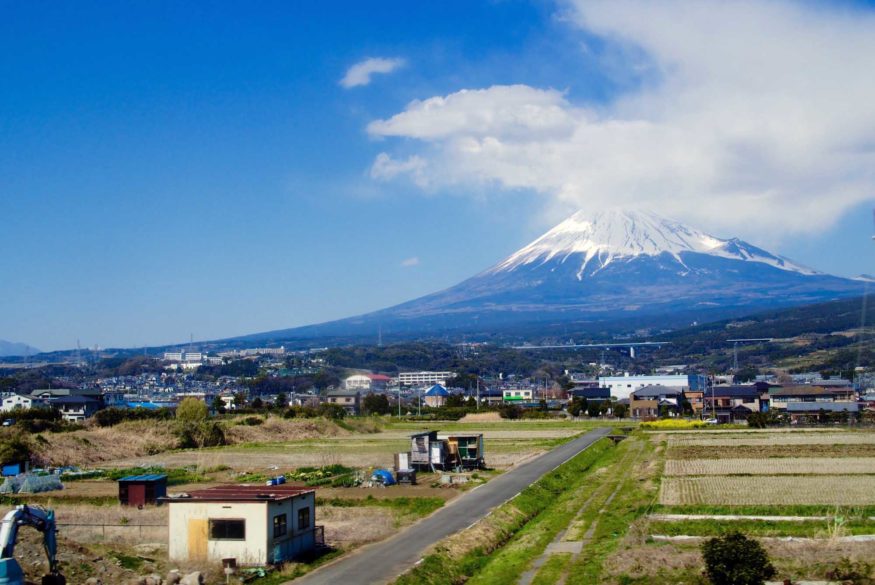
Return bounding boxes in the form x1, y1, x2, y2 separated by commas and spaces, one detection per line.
371, 469, 396, 486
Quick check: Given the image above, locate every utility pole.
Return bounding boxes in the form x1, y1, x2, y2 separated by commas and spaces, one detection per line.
397, 386, 401, 418
476, 377, 480, 411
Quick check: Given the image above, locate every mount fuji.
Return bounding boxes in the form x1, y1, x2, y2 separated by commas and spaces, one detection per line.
240, 209, 865, 342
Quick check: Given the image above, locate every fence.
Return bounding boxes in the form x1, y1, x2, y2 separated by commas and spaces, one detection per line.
58, 523, 168, 544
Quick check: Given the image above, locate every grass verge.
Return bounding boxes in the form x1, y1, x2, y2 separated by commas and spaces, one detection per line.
392, 437, 614, 585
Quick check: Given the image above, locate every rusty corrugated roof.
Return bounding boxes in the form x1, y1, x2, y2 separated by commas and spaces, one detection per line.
162, 484, 314, 503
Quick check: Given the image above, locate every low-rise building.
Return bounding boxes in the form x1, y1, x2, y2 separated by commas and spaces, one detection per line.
324, 390, 360, 415
703, 385, 767, 423
423, 384, 450, 408
398, 371, 452, 387
629, 398, 658, 419
502, 388, 534, 403
1, 394, 37, 412
51, 396, 101, 421
769, 385, 855, 411
164, 485, 320, 565
599, 374, 700, 400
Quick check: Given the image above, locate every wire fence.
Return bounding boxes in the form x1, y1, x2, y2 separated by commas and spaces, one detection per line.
58, 522, 168, 544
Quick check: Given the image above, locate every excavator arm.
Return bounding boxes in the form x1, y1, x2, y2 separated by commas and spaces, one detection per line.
0, 505, 64, 585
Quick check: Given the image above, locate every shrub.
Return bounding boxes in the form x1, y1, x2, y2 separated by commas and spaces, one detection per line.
701, 532, 775, 585
237, 416, 264, 426
498, 404, 521, 420
176, 398, 208, 423
177, 421, 226, 449
825, 558, 874, 584
94, 407, 173, 427
0, 434, 32, 464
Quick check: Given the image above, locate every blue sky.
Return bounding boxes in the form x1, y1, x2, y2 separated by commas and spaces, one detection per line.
2, 1, 874, 351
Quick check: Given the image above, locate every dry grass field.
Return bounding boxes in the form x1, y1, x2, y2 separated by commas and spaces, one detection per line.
665, 456, 875, 476
660, 475, 875, 506
658, 429, 875, 507
665, 431, 875, 447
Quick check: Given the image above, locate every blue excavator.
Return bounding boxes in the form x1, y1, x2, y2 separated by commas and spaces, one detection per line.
0, 505, 65, 585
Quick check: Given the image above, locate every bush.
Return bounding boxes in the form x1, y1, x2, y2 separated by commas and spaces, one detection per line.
317, 404, 347, 420
825, 558, 874, 584
701, 532, 775, 585
176, 421, 226, 449
237, 416, 264, 426
0, 434, 32, 464
498, 404, 522, 420
176, 398, 209, 423
94, 407, 173, 427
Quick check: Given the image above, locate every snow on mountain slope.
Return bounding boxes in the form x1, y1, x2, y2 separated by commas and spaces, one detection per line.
492, 208, 817, 278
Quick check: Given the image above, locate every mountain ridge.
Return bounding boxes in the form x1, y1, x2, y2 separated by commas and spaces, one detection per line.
235, 208, 865, 344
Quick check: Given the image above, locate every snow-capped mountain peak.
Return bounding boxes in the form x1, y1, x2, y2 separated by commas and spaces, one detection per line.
492, 208, 817, 277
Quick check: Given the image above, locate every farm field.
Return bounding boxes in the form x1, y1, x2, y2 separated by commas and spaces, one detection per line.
665, 456, 875, 476
412, 426, 875, 585
609, 427, 875, 583
660, 475, 875, 506
101, 420, 596, 472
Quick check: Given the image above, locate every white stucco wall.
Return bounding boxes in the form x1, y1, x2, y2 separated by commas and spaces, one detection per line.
168, 501, 268, 565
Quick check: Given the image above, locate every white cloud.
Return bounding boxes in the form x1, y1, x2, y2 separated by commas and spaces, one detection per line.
400, 256, 420, 267
340, 57, 405, 89
369, 152, 429, 187
366, 1, 875, 238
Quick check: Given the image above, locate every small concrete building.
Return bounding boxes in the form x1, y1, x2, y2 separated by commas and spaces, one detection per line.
164, 485, 320, 566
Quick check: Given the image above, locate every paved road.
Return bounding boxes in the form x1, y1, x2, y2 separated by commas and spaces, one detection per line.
289, 426, 613, 585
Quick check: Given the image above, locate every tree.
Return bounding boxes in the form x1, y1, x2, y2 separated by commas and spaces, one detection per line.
211, 395, 226, 414
701, 532, 775, 585
251, 397, 264, 409
614, 403, 629, 419
446, 393, 466, 408
568, 397, 586, 417
586, 401, 603, 418
274, 392, 288, 409
363, 393, 391, 415
176, 398, 208, 424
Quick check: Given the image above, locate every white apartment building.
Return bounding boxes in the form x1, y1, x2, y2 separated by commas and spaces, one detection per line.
397, 371, 453, 387
163, 351, 203, 364
599, 374, 692, 400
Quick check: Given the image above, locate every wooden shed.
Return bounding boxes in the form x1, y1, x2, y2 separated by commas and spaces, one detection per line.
118, 473, 168, 507
442, 434, 485, 470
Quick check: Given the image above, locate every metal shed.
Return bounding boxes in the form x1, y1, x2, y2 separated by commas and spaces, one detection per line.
118, 474, 168, 507
409, 431, 439, 469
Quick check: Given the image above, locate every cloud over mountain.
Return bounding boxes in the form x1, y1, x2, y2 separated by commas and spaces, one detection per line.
368, 0, 875, 238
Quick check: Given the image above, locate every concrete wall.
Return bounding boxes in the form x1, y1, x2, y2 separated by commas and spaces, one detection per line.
168, 501, 268, 565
